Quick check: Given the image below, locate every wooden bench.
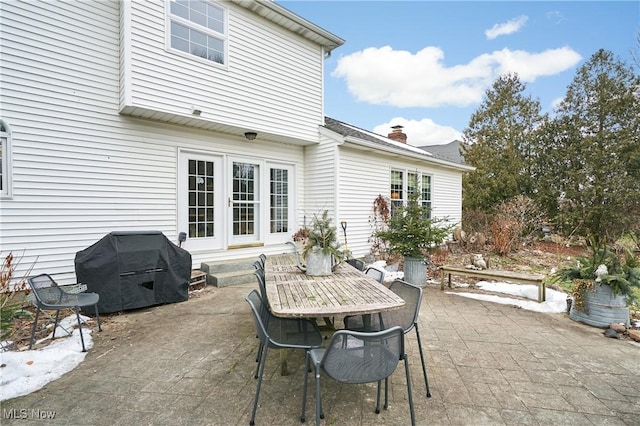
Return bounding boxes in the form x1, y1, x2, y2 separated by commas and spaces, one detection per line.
440, 265, 546, 302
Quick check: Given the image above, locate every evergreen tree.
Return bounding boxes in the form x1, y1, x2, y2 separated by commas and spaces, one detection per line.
462, 74, 544, 211
540, 49, 640, 247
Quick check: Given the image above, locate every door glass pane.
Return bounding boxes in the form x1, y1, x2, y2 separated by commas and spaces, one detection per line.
232, 162, 258, 236
270, 168, 288, 233
188, 159, 215, 238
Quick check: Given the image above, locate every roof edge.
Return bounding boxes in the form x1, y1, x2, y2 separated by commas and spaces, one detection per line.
230, 0, 345, 52
324, 117, 475, 172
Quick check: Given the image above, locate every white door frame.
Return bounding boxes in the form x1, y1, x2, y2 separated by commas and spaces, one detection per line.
228, 158, 261, 247
177, 150, 224, 252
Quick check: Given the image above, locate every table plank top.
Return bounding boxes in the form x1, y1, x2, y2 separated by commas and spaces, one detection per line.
265, 254, 405, 318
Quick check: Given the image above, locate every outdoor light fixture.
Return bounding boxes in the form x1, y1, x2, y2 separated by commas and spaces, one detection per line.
191, 106, 202, 116
244, 131, 257, 140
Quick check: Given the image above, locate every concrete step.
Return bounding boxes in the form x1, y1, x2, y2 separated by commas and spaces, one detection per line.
200, 258, 258, 288
207, 269, 256, 287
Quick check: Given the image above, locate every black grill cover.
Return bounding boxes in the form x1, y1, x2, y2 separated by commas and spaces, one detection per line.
75, 231, 192, 314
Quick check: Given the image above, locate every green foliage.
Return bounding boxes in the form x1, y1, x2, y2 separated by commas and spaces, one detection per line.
462, 50, 640, 253
462, 74, 544, 212
302, 210, 344, 261
375, 184, 454, 258
551, 242, 640, 298
536, 49, 640, 246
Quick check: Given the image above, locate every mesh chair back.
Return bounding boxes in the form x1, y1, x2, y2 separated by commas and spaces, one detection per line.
383, 280, 422, 332
27, 273, 102, 352
246, 289, 270, 346
28, 274, 65, 305
364, 267, 385, 283
246, 289, 323, 348
321, 327, 404, 384
346, 258, 366, 271
253, 270, 268, 305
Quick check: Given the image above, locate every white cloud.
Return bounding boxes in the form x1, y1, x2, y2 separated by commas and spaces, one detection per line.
546, 11, 565, 24
485, 15, 528, 40
373, 117, 462, 147
332, 45, 581, 108
550, 96, 564, 111
488, 47, 583, 82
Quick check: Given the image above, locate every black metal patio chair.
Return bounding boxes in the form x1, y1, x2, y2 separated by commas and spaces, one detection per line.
345, 258, 366, 271
344, 279, 431, 398
27, 273, 102, 352
364, 266, 385, 283
245, 289, 323, 426
300, 326, 415, 426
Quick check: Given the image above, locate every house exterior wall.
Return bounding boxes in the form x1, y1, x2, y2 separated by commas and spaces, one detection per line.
0, 0, 464, 284
302, 134, 338, 223
120, 0, 324, 142
336, 145, 463, 259
0, 0, 315, 283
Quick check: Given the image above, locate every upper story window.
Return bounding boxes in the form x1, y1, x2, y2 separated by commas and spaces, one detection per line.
1, 119, 12, 198
168, 0, 226, 65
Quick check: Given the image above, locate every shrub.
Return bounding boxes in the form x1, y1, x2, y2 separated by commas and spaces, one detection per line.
1, 252, 34, 345
490, 195, 544, 255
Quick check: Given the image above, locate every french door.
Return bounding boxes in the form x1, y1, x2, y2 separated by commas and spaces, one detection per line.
179, 151, 295, 251
178, 152, 223, 251
229, 161, 261, 246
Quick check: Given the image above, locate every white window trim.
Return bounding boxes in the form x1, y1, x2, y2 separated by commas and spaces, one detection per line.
390, 168, 432, 210
1, 120, 12, 199
266, 162, 295, 244
165, 0, 229, 68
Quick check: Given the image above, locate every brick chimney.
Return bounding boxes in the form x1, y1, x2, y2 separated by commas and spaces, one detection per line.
388, 125, 407, 143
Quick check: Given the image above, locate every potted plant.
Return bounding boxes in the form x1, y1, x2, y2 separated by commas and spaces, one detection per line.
292, 227, 310, 251
552, 242, 640, 327
301, 210, 344, 276
374, 187, 453, 286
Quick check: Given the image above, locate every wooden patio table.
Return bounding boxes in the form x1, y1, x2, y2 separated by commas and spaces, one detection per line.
264, 253, 405, 374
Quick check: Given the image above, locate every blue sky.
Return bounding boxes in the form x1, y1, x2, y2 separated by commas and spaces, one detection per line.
278, 1, 640, 146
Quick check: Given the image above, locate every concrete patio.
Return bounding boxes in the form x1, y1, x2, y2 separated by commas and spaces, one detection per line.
3, 282, 639, 425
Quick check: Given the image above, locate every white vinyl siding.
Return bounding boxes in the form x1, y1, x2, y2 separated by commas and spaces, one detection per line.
0, 0, 307, 283
121, 1, 324, 142
304, 137, 338, 221
337, 146, 462, 258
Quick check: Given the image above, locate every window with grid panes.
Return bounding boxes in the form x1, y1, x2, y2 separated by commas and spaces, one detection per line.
270, 168, 289, 233
421, 175, 432, 218
188, 159, 215, 238
390, 170, 403, 215
168, 0, 226, 65
0, 120, 7, 197
389, 170, 432, 217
